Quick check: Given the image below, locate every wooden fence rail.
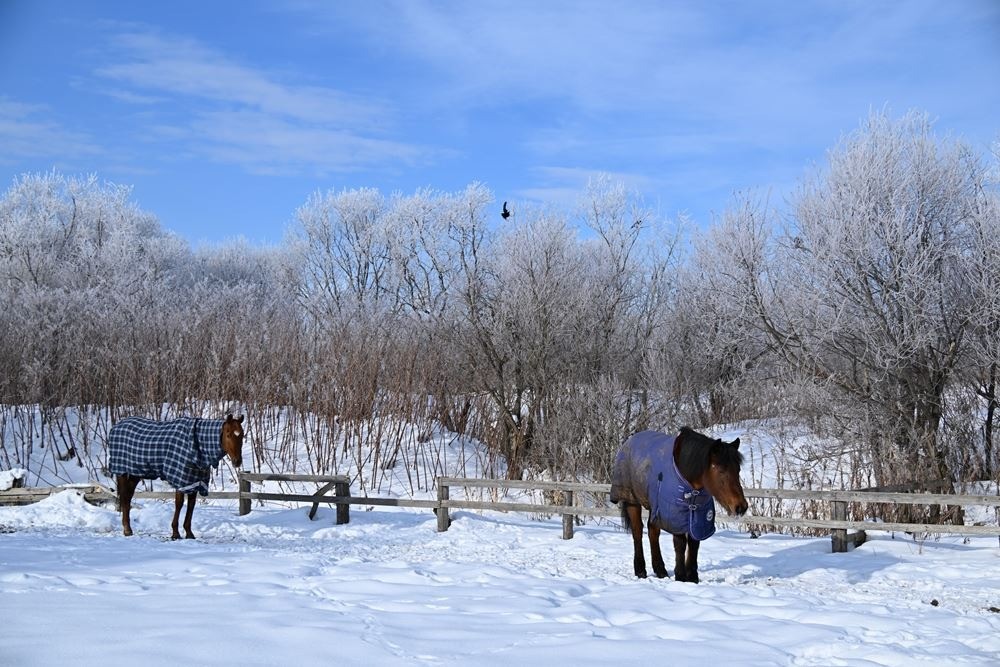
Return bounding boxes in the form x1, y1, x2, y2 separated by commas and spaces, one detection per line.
3, 475, 998, 553
434, 477, 1000, 552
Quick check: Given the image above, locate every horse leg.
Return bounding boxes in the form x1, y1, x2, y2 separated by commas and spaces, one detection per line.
686, 538, 701, 584
182, 491, 197, 539
171, 491, 184, 540
626, 503, 647, 578
117, 475, 139, 537
673, 533, 690, 582
647, 519, 668, 578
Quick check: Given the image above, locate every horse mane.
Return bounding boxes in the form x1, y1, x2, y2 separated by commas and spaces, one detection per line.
675, 426, 744, 481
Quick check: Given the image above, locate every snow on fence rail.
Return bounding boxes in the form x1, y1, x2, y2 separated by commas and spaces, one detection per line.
2, 474, 998, 553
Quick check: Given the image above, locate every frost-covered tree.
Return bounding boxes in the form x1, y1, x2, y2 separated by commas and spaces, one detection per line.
289, 187, 396, 325
0, 172, 187, 405
384, 186, 488, 322
570, 177, 675, 470
963, 188, 1000, 476
668, 198, 775, 426
722, 112, 989, 485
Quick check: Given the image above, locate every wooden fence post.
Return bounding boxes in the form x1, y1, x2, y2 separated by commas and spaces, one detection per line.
308, 480, 336, 521
437, 480, 450, 532
561, 490, 574, 539
335, 479, 350, 525
831, 500, 847, 553
238, 474, 251, 516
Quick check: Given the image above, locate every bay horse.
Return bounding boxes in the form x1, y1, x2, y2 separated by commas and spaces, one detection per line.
109, 414, 245, 539
610, 427, 747, 582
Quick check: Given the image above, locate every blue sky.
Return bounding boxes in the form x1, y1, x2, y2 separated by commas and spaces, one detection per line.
1, 1, 998, 245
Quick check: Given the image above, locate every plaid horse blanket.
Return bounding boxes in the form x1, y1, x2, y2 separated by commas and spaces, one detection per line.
108, 417, 226, 496
610, 430, 717, 540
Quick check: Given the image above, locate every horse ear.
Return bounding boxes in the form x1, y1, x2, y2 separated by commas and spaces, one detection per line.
226, 413, 234, 421
732, 438, 741, 449
238, 415, 244, 424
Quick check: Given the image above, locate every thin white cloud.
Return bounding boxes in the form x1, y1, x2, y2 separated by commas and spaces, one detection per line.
98, 31, 383, 127
189, 110, 430, 176
313, 2, 701, 111
524, 121, 759, 162
295, 1, 999, 145
283, 0, 999, 232
91, 26, 432, 175
296, 2, 803, 112
0, 97, 100, 165
517, 166, 655, 210
98, 88, 166, 106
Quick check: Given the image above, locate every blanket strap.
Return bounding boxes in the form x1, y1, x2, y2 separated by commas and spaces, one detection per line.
651, 471, 664, 523
190, 418, 210, 477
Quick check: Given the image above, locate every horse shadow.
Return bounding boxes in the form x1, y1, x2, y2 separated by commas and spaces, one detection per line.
712, 532, 982, 584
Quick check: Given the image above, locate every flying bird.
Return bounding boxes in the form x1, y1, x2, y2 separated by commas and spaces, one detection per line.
501, 201, 511, 220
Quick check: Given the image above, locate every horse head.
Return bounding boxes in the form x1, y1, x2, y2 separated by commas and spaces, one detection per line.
221, 413, 245, 469
701, 435, 748, 517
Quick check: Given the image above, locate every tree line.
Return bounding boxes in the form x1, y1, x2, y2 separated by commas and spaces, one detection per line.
2, 111, 998, 489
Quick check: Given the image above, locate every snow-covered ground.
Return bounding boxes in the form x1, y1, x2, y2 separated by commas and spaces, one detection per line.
2, 489, 999, 666
3, 414, 1000, 664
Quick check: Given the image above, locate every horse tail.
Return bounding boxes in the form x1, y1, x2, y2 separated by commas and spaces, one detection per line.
619, 502, 632, 533
115, 477, 123, 513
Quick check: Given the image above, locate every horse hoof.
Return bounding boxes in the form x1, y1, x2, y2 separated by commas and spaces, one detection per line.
654, 569, 668, 579
123, 530, 133, 537
635, 571, 648, 579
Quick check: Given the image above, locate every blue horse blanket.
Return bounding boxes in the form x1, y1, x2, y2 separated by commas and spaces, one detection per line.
610, 430, 717, 540
108, 417, 226, 496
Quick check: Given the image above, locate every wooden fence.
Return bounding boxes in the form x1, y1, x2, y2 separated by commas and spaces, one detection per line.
3, 474, 999, 553
238, 473, 351, 523
435, 479, 1000, 551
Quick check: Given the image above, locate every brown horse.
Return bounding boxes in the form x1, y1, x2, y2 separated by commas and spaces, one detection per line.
110, 414, 245, 540
610, 427, 747, 582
